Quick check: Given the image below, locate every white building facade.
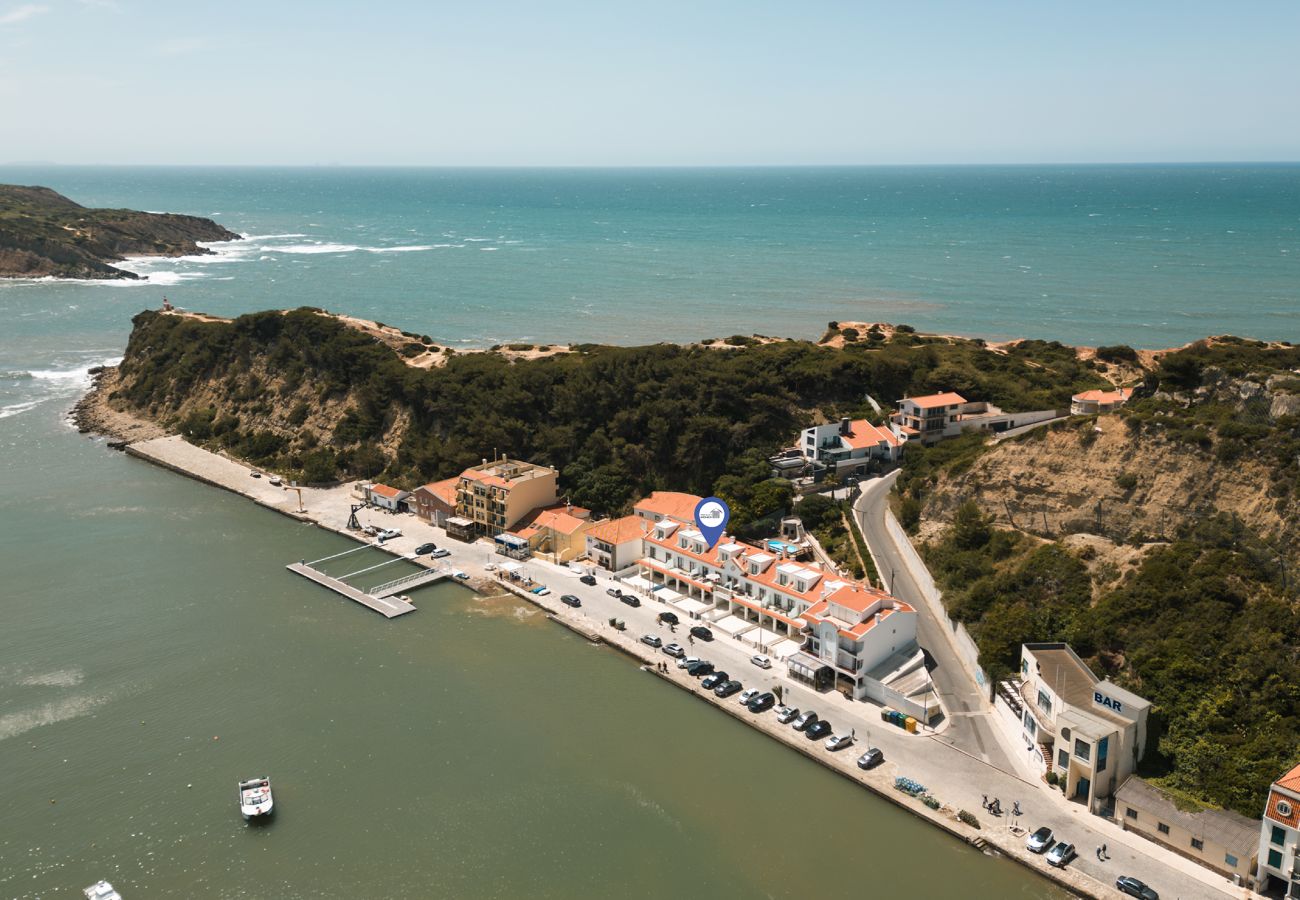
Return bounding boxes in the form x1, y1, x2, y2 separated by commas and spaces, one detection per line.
1258, 762, 1300, 897
799, 417, 903, 473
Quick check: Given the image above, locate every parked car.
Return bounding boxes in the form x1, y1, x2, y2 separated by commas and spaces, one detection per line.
620, 594, 641, 608
714, 680, 742, 698
792, 710, 819, 731
453, 570, 469, 580
641, 634, 663, 648
856, 747, 884, 770
1115, 876, 1159, 900
560, 594, 582, 608
701, 672, 727, 690
750, 654, 772, 669
606, 587, 622, 598
662, 643, 685, 659
249, 471, 261, 478
531, 585, 551, 596
657, 612, 679, 626
414, 542, 437, 555
579, 574, 597, 586
804, 720, 832, 740
825, 734, 854, 752
1045, 842, 1075, 868
676, 655, 701, 670
738, 688, 760, 706
775, 705, 800, 724
376, 528, 402, 541
431, 548, 451, 559
747, 692, 776, 713
689, 626, 714, 642
686, 660, 715, 677
1025, 826, 1054, 854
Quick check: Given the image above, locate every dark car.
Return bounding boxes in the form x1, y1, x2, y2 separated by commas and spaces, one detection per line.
560, 594, 582, 608
689, 625, 714, 642
746, 692, 776, 713
856, 747, 884, 770
1115, 876, 1158, 900
804, 720, 832, 740
579, 574, 597, 586
606, 587, 622, 598
701, 672, 729, 690
414, 542, 437, 555
657, 612, 679, 626
620, 594, 641, 608
686, 660, 715, 677
714, 680, 742, 698
792, 711, 819, 731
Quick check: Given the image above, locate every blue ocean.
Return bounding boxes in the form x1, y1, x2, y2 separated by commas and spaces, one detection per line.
1, 164, 1297, 430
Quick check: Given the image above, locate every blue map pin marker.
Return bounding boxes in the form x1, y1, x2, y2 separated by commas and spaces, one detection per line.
694, 496, 730, 550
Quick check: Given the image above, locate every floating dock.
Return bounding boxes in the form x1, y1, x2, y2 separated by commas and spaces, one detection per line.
286, 562, 416, 617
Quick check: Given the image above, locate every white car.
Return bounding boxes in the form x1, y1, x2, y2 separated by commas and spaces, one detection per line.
376, 528, 402, 541
825, 734, 854, 752
431, 548, 451, 559
738, 688, 760, 705
677, 655, 701, 670
750, 654, 772, 669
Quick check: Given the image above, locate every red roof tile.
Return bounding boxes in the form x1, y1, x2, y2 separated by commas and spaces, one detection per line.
902, 392, 966, 409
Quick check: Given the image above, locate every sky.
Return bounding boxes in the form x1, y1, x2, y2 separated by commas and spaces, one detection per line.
1, 0, 1298, 166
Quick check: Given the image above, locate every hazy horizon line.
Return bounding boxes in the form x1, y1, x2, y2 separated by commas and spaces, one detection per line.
4, 160, 1300, 171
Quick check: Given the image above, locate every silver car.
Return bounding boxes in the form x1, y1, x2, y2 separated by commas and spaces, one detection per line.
1026, 826, 1053, 853
738, 688, 760, 705
1045, 841, 1075, 868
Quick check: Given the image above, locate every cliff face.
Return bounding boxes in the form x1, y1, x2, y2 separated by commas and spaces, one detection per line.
0, 184, 240, 279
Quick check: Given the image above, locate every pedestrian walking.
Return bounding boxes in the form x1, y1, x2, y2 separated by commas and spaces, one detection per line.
982, 794, 989, 809
1101, 843, 1108, 859
1096, 847, 1103, 861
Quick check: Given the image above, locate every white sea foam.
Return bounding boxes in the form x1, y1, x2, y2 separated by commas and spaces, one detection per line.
268, 242, 438, 255
18, 668, 85, 688
0, 399, 44, 419
0, 692, 113, 741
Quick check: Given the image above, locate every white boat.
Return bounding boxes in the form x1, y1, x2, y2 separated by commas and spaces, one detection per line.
83, 881, 122, 900
238, 776, 274, 820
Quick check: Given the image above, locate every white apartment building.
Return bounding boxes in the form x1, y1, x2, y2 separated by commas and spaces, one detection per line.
891, 392, 1061, 445
636, 519, 917, 701
1258, 762, 1300, 897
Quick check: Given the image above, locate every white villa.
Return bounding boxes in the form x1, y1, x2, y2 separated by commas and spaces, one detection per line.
891, 392, 1061, 445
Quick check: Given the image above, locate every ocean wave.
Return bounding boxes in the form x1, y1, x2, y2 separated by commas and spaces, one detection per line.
0, 399, 44, 419
0, 370, 34, 381
268, 242, 439, 255
17, 668, 85, 688
27, 356, 122, 384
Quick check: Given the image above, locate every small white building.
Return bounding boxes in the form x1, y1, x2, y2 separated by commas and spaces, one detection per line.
365, 483, 410, 511
798, 417, 903, 474
1012, 643, 1150, 812
1071, 386, 1134, 415
1257, 761, 1300, 897
584, 515, 648, 571
891, 392, 1061, 445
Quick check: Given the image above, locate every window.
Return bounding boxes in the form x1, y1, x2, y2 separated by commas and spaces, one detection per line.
1021, 659, 1028, 674
1269, 849, 1283, 869
1157, 823, 1170, 835
1074, 738, 1090, 762
1097, 736, 1109, 773
1279, 800, 1294, 818
1272, 825, 1287, 846
1023, 713, 1037, 737
1225, 853, 1238, 868
1190, 838, 1203, 851
1037, 689, 1053, 717
1125, 807, 1138, 820
1057, 749, 1068, 769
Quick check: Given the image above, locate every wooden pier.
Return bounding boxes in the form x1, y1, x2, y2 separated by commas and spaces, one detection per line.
286, 562, 417, 618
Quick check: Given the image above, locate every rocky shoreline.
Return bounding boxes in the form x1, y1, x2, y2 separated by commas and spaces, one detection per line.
71, 366, 166, 445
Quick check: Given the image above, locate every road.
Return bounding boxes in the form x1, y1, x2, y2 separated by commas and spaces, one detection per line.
853, 471, 1018, 772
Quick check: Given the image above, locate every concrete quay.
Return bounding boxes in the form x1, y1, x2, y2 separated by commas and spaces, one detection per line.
118, 434, 1253, 900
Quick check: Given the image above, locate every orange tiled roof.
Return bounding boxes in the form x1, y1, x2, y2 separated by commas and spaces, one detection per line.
1277, 761, 1300, 794
1267, 787, 1300, 828
514, 505, 591, 538
840, 419, 902, 450
802, 594, 910, 640
586, 515, 647, 545
416, 477, 459, 506
902, 392, 966, 409
634, 491, 702, 525
1072, 387, 1133, 404
369, 483, 406, 498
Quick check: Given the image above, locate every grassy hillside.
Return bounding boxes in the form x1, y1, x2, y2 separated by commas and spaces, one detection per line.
904, 337, 1300, 814
0, 184, 239, 279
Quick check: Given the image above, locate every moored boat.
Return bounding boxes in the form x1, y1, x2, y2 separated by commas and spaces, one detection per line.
83, 881, 122, 900
238, 776, 274, 820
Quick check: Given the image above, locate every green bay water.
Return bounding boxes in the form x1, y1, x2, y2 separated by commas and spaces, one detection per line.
0, 409, 1063, 898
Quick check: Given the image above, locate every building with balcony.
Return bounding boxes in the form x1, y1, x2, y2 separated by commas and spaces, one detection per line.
1257, 761, 1300, 897
506, 504, 595, 563
1115, 777, 1258, 885
1070, 386, 1134, 415
635, 519, 918, 702
1011, 643, 1150, 812
453, 458, 559, 537
890, 392, 1061, 445
795, 416, 903, 476
584, 515, 649, 571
